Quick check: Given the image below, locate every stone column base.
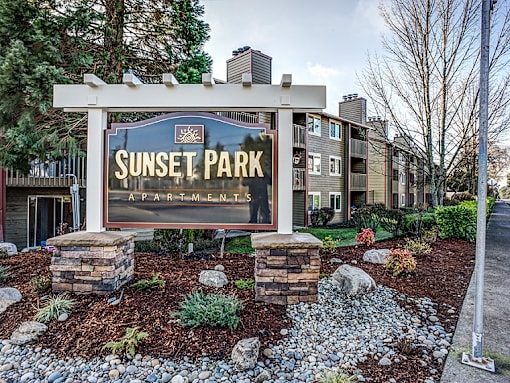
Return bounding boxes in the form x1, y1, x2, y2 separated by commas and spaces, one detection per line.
47, 231, 136, 295
251, 232, 322, 305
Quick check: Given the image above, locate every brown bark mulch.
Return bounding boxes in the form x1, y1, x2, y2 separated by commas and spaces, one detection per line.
0, 237, 475, 382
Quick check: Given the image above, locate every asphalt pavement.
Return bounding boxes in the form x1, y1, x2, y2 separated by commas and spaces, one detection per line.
441, 200, 510, 383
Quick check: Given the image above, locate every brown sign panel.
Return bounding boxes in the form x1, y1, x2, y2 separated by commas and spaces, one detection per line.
104, 112, 276, 230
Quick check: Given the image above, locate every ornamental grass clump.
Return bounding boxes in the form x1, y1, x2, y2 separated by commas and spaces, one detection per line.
355, 228, 375, 247
385, 248, 417, 276
171, 291, 243, 330
34, 294, 75, 323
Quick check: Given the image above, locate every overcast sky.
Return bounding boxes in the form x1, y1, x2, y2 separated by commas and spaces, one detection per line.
202, 0, 387, 114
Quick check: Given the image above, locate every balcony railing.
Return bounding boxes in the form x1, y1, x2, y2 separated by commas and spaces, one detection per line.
6, 156, 87, 187
216, 111, 258, 124
293, 124, 306, 148
350, 173, 366, 190
293, 168, 306, 191
350, 138, 367, 158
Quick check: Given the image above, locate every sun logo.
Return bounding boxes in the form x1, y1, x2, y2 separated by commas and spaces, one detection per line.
175, 125, 204, 144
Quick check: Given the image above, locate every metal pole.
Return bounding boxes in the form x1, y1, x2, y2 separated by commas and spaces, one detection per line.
462, 0, 495, 372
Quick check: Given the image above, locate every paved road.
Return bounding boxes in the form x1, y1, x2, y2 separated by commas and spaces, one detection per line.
441, 200, 510, 382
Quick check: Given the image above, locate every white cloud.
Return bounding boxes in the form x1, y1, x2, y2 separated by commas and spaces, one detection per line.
306, 63, 340, 80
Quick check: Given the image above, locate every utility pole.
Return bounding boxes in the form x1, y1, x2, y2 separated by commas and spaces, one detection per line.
461, 0, 496, 372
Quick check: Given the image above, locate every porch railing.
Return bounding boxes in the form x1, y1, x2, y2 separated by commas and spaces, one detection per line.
350, 138, 367, 158
293, 168, 306, 191
350, 173, 366, 190
293, 124, 306, 148
6, 156, 87, 188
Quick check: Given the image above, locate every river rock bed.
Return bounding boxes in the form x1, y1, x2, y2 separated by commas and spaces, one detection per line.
0, 279, 447, 383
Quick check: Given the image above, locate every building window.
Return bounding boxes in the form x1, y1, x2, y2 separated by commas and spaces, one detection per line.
329, 192, 342, 212
392, 193, 399, 209
308, 192, 321, 211
308, 115, 321, 136
329, 121, 342, 140
329, 156, 342, 176
409, 173, 416, 185
401, 193, 406, 206
393, 169, 399, 181
308, 153, 321, 174
400, 172, 406, 184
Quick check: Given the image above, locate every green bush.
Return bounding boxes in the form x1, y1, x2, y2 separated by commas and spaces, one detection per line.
131, 274, 166, 290
171, 291, 243, 330
379, 209, 407, 237
403, 238, 432, 256
30, 276, 52, 293
103, 327, 149, 357
234, 278, 255, 290
310, 207, 336, 227
352, 204, 387, 232
154, 229, 219, 256
403, 212, 436, 237
322, 235, 337, 250
435, 203, 477, 242
0, 266, 9, 282
134, 240, 161, 253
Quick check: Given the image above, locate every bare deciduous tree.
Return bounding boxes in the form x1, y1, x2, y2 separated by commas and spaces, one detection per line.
360, 0, 510, 206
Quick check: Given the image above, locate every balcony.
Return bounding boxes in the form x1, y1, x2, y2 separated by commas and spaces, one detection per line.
6, 156, 87, 188
350, 173, 366, 190
293, 168, 306, 191
293, 124, 306, 148
350, 138, 367, 158
215, 111, 258, 124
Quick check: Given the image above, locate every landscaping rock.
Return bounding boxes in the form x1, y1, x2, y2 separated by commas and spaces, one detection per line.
0, 242, 17, 256
199, 270, 228, 288
0, 287, 22, 314
10, 321, 48, 345
231, 337, 260, 371
332, 264, 376, 295
363, 249, 390, 264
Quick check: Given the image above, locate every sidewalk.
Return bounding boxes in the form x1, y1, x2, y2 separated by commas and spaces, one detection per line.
441, 200, 510, 382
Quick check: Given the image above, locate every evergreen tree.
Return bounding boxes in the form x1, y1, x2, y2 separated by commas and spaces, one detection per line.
0, 0, 212, 173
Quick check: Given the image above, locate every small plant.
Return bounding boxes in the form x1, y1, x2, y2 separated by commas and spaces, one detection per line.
385, 248, 417, 276
355, 228, 375, 247
0, 266, 9, 282
319, 369, 358, 383
103, 327, 149, 357
171, 291, 243, 330
0, 250, 8, 259
131, 273, 166, 290
403, 238, 432, 256
34, 294, 75, 323
234, 278, 255, 290
396, 338, 415, 355
322, 235, 337, 250
422, 227, 439, 243
30, 276, 52, 293
319, 273, 330, 279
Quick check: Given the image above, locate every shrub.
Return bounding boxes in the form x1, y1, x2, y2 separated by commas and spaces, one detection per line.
131, 274, 166, 290
171, 292, 243, 331
355, 228, 375, 247
322, 235, 337, 250
0, 266, 9, 282
134, 240, 161, 253
34, 294, 75, 323
30, 276, 52, 293
352, 204, 387, 232
310, 207, 336, 227
385, 248, 417, 276
403, 211, 436, 238
103, 327, 149, 357
403, 238, 432, 257
379, 209, 407, 237
154, 229, 219, 256
234, 279, 255, 290
435, 203, 477, 242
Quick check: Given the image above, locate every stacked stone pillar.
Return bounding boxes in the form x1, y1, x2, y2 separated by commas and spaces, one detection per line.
251, 232, 322, 305
47, 231, 136, 295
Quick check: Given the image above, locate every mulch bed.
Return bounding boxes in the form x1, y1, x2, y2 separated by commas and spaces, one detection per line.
0, 238, 475, 382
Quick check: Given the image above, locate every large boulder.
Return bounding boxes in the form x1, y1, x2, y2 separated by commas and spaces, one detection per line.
231, 337, 260, 371
0, 287, 22, 313
199, 270, 228, 288
332, 264, 376, 295
363, 249, 390, 264
10, 321, 48, 345
0, 242, 17, 256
